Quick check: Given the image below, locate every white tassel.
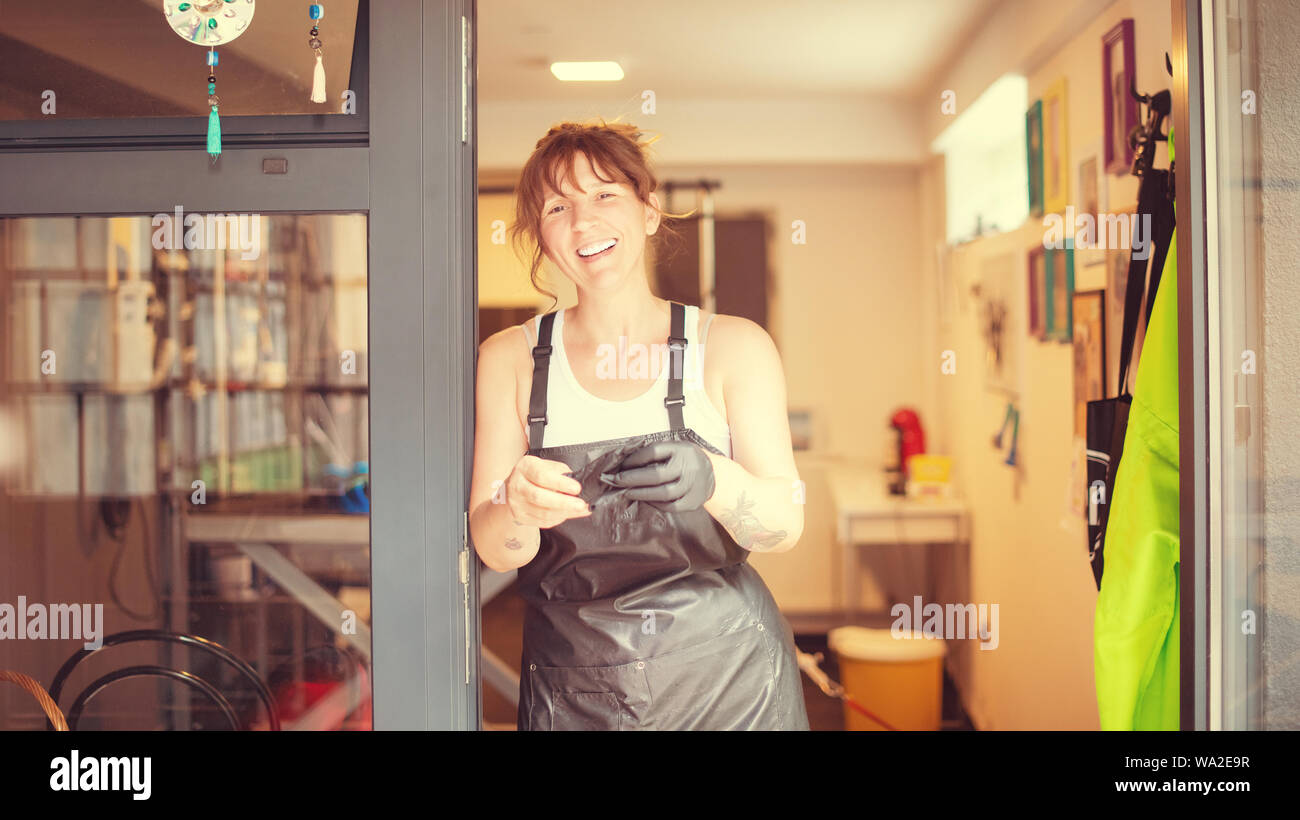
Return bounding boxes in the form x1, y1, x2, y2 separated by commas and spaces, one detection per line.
310, 54, 326, 104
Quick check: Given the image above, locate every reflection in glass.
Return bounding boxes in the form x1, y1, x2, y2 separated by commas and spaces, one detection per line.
0, 213, 371, 730
0, 1, 359, 120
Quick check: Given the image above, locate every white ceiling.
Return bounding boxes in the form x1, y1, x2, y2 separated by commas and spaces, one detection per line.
478, 0, 1002, 102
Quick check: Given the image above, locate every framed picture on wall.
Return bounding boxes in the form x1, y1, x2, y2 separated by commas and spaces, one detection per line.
1076, 153, 1108, 269
1103, 19, 1138, 175
1026, 99, 1044, 217
1042, 78, 1069, 214
1072, 290, 1107, 437
1045, 240, 1075, 343
981, 253, 1022, 396
1028, 245, 1047, 340
1079, 155, 1100, 216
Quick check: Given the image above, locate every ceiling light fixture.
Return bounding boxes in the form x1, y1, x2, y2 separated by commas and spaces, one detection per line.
550, 61, 624, 82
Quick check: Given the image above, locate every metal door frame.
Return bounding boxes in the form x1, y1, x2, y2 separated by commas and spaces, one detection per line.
1171, 0, 1210, 732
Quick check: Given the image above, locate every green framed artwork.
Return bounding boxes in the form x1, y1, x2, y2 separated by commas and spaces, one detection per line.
1026, 99, 1044, 217
1044, 239, 1075, 342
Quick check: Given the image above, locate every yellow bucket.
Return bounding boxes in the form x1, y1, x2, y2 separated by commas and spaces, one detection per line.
828, 626, 946, 731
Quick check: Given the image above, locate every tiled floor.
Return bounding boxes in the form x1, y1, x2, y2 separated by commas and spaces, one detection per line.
481, 583, 974, 731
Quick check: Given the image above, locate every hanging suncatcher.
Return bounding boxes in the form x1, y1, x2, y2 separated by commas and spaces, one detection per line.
308, 4, 327, 104
162, 0, 258, 160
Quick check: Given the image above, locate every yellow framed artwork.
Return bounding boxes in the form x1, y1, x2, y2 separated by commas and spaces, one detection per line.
1042, 78, 1069, 215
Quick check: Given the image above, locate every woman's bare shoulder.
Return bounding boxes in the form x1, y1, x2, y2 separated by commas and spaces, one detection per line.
695, 311, 780, 395
701, 312, 777, 359
477, 320, 535, 378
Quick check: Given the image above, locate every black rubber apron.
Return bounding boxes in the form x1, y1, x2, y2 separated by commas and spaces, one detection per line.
515, 301, 809, 731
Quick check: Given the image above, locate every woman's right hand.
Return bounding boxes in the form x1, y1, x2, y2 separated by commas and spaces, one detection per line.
504, 454, 593, 529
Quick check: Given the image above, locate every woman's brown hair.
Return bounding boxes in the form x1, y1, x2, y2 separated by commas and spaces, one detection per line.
509, 119, 692, 309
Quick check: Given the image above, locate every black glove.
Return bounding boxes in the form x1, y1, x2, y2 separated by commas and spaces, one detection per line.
602, 440, 716, 512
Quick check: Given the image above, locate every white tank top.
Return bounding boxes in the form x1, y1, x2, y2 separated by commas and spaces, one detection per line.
526, 304, 732, 457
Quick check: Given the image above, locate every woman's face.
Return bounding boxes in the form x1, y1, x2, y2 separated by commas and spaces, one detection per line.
538, 151, 660, 294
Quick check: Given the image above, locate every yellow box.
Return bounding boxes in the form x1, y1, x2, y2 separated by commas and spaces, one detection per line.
906, 454, 951, 483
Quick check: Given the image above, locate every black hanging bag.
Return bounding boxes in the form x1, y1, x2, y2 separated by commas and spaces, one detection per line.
1084, 85, 1175, 589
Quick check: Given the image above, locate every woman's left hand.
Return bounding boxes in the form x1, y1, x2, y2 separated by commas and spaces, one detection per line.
602, 440, 716, 512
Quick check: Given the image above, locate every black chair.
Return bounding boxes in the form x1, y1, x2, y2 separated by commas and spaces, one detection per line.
47, 630, 280, 731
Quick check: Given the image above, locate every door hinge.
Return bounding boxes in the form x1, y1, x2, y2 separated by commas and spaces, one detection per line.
1234, 373, 1252, 445
460, 15, 470, 145
460, 511, 471, 685
1234, 403, 1251, 445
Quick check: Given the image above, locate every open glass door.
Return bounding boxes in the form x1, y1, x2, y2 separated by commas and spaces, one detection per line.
0, 0, 478, 731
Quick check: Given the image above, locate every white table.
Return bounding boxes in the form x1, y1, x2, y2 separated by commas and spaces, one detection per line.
826, 465, 969, 614
183, 513, 372, 660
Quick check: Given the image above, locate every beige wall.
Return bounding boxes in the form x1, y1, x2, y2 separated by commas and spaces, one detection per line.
1257, 0, 1300, 728
479, 98, 926, 168
652, 163, 929, 614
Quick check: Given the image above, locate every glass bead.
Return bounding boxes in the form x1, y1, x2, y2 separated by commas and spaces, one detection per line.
207, 51, 219, 66
309, 37, 322, 48
179, 2, 191, 10
208, 82, 216, 93
309, 4, 324, 21
207, 18, 217, 28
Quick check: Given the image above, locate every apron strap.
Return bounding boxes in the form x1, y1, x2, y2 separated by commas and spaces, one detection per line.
528, 312, 556, 449
664, 301, 687, 431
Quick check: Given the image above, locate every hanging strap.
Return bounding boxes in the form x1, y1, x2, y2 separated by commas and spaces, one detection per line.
527, 312, 556, 450
1116, 167, 1176, 397
664, 301, 687, 431
528, 303, 690, 448
1142, 167, 1177, 329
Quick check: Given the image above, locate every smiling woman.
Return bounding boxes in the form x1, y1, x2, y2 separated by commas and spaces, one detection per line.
469, 119, 809, 731
508, 120, 686, 308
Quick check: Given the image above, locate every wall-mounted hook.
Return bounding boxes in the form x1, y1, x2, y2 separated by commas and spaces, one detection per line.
1129, 75, 1150, 106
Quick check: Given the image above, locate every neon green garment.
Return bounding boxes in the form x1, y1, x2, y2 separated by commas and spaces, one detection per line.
1094, 181, 1180, 730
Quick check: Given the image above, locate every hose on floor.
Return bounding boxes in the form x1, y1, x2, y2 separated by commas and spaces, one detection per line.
795, 648, 899, 731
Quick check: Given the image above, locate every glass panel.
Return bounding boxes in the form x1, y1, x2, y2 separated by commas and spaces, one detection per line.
0, 212, 371, 730
0, 1, 360, 120
1206, 0, 1297, 729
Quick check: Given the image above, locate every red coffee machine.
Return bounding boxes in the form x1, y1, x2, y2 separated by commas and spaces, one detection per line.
886, 408, 926, 496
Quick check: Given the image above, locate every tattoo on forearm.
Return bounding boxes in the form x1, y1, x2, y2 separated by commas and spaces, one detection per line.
505, 537, 523, 550
719, 491, 787, 551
